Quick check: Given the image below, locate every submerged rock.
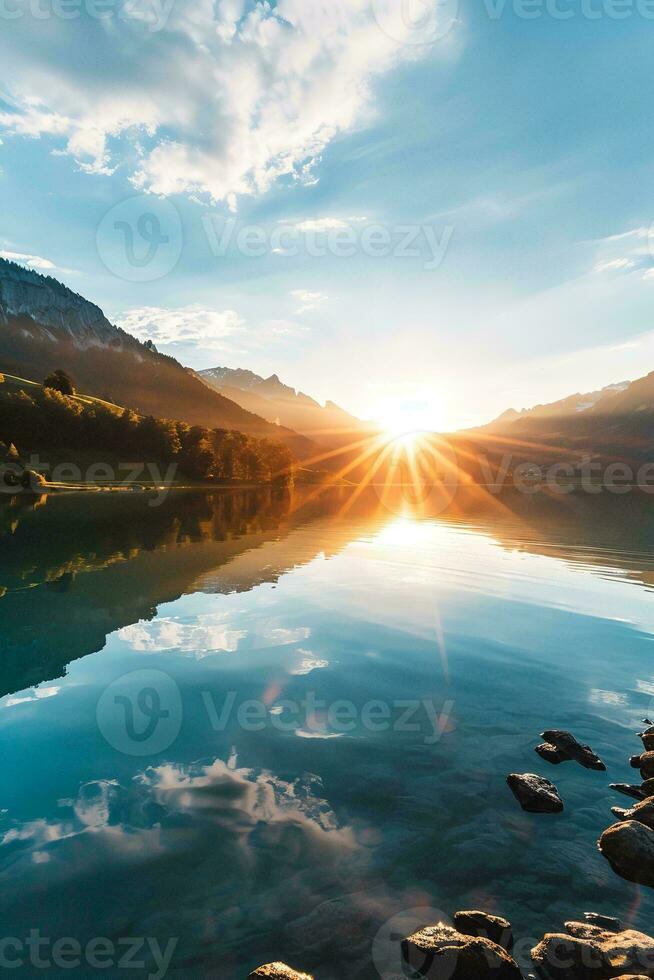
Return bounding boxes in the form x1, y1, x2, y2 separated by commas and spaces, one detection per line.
610, 783, 646, 802
598, 819, 654, 889
402, 922, 522, 979
453, 910, 513, 950
507, 773, 564, 813
610, 797, 654, 830
248, 965, 313, 980
535, 742, 571, 765
531, 922, 654, 978
541, 730, 606, 771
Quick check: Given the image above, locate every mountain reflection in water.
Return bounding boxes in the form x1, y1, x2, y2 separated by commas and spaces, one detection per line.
2, 486, 654, 978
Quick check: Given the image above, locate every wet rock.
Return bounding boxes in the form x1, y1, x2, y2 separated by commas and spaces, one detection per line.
610, 783, 646, 802
582, 913, 622, 932
531, 925, 654, 978
402, 922, 523, 979
453, 910, 513, 950
598, 820, 654, 889
248, 965, 313, 980
630, 752, 654, 780
541, 730, 606, 771
639, 729, 654, 752
535, 742, 571, 765
610, 797, 654, 830
507, 773, 564, 813
642, 778, 654, 797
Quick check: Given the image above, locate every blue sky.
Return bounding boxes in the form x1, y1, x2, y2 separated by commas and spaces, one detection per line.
1, 0, 653, 430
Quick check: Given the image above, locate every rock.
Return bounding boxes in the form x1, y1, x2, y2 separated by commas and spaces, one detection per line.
610, 783, 646, 802
610, 797, 654, 830
248, 965, 313, 980
631, 752, 654, 780
402, 922, 522, 979
453, 910, 513, 950
642, 778, 654, 797
598, 820, 654, 889
536, 742, 571, 765
541, 730, 606, 771
531, 925, 654, 978
582, 913, 622, 932
507, 773, 564, 813
639, 732, 654, 752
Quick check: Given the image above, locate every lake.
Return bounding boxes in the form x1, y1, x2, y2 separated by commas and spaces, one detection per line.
1, 486, 654, 978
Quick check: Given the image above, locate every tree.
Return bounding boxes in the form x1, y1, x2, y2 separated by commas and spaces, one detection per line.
43, 369, 76, 396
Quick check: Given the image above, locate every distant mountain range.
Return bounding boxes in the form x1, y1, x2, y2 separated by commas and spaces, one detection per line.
198, 365, 375, 450
0, 259, 315, 461
463, 370, 654, 466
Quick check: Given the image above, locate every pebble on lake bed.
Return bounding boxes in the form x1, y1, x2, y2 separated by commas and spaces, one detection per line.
506, 773, 564, 813
248, 964, 313, 979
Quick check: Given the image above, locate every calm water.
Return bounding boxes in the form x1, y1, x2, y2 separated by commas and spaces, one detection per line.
2, 487, 654, 978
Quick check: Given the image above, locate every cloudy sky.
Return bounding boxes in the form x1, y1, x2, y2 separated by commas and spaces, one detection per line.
1, 0, 652, 430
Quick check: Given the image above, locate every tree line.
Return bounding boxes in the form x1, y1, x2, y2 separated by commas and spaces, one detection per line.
0, 382, 295, 485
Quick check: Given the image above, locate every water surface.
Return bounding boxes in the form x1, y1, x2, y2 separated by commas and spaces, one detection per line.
2, 487, 654, 977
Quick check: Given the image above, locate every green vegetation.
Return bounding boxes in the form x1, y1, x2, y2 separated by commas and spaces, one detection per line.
43, 368, 76, 396
0, 381, 295, 486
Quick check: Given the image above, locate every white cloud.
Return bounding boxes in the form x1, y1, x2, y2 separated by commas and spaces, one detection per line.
290, 288, 328, 314
115, 305, 246, 350
591, 225, 654, 278
0, 249, 56, 271
0, 0, 447, 204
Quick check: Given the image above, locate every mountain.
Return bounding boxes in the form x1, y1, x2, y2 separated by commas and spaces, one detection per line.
483, 380, 631, 432
0, 259, 316, 460
463, 370, 654, 466
198, 365, 375, 450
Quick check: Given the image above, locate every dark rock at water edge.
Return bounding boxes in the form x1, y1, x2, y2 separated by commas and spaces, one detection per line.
248, 965, 313, 980
611, 783, 647, 802
507, 773, 564, 813
535, 742, 571, 765
582, 912, 622, 932
453, 910, 513, 950
610, 797, 654, 830
541, 730, 606, 771
531, 920, 654, 978
402, 922, 522, 979
598, 819, 654, 889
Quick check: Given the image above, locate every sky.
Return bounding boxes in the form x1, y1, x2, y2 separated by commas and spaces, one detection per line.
1, 0, 653, 431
